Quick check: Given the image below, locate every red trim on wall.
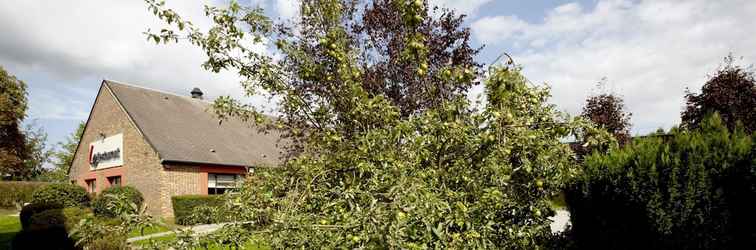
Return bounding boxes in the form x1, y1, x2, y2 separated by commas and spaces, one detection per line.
199, 172, 208, 195
76, 166, 125, 193
198, 165, 247, 195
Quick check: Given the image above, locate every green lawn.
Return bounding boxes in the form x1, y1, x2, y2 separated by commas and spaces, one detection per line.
128, 223, 172, 237
0, 208, 267, 250
132, 234, 177, 248
0, 209, 21, 250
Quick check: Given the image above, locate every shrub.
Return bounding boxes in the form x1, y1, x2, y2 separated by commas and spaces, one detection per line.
0, 181, 49, 208
86, 234, 127, 250
30, 183, 89, 208
28, 207, 91, 232
171, 195, 225, 225
20, 202, 62, 230
13, 207, 91, 250
566, 114, 755, 249
185, 205, 225, 225
92, 186, 144, 217
11, 227, 77, 250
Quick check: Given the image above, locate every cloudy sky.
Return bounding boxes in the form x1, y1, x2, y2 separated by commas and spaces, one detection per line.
1, 0, 755, 149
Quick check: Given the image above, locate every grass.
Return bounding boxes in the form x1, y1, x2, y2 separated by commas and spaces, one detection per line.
0, 209, 21, 250
132, 233, 177, 248
0, 207, 267, 250
132, 234, 268, 250
128, 223, 172, 237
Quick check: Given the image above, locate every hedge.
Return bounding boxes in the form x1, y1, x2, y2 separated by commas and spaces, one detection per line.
11, 227, 77, 250
565, 114, 755, 249
86, 234, 128, 250
20, 183, 89, 230
0, 181, 50, 208
92, 186, 144, 218
171, 195, 225, 225
28, 207, 91, 232
20, 202, 63, 230
13, 207, 91, 250
31, 183, 90, 208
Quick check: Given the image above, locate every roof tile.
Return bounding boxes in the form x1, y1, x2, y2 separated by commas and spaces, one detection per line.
104, 80, 282, 167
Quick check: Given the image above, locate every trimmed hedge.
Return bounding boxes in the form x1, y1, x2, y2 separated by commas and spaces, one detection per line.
11, 227, 77, 250
87, 234, 128, 250
172, 195, 225, 225
20, 202, 63, 230
0, 181, 49, 208
28, 207, 91, 232
13, 207, 91, 250
185, 205, 225, 225
21, 183, 89, 230
31, 183, 90, 208
566, 114, 756, 249
92, 186, 144, 218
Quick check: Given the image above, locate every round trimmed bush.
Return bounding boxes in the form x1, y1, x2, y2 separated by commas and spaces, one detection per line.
28, 207, 92, 231
14, 207, 91, 250
92, 186, 144, 217
30, 183, 89, 208
11, 227, 76, 250
20, 202, 63, 230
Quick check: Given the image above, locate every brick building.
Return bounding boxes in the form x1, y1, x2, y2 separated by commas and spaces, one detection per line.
68, 80, 282, 217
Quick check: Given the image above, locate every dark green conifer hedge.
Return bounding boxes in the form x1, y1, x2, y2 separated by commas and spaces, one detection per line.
566, 114, 755, 249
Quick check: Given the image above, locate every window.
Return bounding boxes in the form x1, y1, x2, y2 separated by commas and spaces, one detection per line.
85, 179, 96, 193
208, 173, 242, 195
107, 176, 122, 187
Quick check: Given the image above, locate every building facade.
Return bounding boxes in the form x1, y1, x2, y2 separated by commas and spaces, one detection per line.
68, 80, 281, 217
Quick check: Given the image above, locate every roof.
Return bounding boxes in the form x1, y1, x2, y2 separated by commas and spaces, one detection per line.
103, 80, 282, 167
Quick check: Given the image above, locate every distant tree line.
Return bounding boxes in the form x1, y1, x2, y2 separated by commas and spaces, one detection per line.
0, 66, 84, 182
564, 54, 756, 249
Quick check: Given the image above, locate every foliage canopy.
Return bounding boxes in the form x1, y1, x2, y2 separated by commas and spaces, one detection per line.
22, 123, 52, 180
30, 183, 90, 208
682, 54, 756, 133
0, 66, 29, 179
92, 186, 145, 218
580, 89, 631, 146
145, 0, 610, 248
42, 121, 85, 182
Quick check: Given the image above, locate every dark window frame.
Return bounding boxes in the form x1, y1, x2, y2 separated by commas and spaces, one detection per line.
85, 179, 96, 193
207, 173, 242, 195
107, 176, 122, 187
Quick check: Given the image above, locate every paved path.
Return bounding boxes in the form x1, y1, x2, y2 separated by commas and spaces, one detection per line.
549, 209, 570, 233
126, 223, 229, 243
128, 216, 572, 242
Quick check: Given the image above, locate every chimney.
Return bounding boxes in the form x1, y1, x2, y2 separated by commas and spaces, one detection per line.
190, 87, 203, 99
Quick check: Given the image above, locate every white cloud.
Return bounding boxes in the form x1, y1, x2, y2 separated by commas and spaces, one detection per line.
0, 0, 275, 121
429, 0, 492, 16
472, 0, 756, 134
471, 16, 529, 44
275, 0, 300, 21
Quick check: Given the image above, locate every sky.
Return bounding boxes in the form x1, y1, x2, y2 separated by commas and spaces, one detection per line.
1, 0, 755, 151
